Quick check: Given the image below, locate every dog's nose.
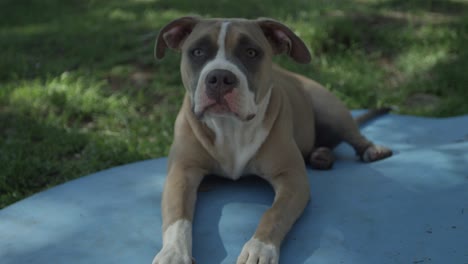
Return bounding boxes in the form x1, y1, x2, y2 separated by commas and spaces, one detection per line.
205, 69, 238, 101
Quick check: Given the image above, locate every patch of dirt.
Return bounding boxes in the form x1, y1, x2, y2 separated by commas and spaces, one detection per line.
106, 64, 155, 91
106, 74, 125, 91
404, 93, 441, 110
378, 57, 407, 88
130, 70, 154, 88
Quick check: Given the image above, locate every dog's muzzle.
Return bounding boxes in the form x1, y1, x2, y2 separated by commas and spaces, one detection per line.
205, 69, 238, 102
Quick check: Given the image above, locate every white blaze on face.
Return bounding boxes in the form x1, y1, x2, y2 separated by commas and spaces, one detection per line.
217, 21, 229, 60
193, 21, 257, 120
192, 21, 271, 179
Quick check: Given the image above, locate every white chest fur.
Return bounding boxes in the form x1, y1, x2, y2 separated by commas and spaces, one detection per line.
204, 91, 271, 180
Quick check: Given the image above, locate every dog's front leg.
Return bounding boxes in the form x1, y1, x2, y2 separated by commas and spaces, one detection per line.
152, 165, 205, 264
237, 166, 310, 264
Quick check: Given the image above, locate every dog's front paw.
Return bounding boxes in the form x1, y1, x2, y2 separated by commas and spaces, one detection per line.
237, 238, 279, 264
152, 247, 194, 264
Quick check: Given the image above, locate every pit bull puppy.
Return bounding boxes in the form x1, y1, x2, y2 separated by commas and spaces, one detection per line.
152, 16, 392, 264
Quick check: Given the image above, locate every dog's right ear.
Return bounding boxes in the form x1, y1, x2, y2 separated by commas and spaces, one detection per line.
155, 16, 200, 60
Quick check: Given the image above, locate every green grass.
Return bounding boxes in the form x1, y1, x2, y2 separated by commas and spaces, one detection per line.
1, 0, 467, 208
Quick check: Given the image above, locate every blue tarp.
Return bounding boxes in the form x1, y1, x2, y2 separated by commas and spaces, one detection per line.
1, 112, 467, 264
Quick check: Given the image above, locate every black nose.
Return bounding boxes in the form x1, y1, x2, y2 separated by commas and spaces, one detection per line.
205, 69, 238, 101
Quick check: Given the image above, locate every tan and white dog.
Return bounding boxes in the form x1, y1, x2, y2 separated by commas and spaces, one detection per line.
152, 17, 392, 264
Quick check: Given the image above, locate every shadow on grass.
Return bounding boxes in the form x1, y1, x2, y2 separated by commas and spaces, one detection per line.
0, 0, 153, 80
309, 0, 468, 112
399, 16, 468, 116
0, 0, 313, 81
376, 0, 468, 15
154, 0, 313, 18
0, 111, 84, 207
0, 111, 147, 208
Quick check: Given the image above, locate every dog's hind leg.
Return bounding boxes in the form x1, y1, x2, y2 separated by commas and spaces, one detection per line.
313, 105, 392, 163
334, 112, 393, 163
308, 85, 392, 163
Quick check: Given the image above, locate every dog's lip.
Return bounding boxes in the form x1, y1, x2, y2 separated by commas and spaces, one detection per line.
205, 102, 232, 114
195, 102, 255, 121
194, 87, 256, 121
197, 102, 233, 117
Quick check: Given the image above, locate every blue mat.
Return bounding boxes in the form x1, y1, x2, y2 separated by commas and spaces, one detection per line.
1, 112, 467, 264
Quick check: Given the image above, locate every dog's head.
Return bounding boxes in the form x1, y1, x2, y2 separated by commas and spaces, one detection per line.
155, 17, 311, 121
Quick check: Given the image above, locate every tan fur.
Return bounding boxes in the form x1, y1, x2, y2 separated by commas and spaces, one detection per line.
153, 17, 392, 264
161, 64, 367, 247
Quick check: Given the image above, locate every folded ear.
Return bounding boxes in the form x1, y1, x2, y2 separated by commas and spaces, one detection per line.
256, 18, 311, 64
154, 16, 200, 60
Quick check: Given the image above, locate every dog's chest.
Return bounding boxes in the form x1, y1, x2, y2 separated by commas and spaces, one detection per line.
205, 117, 268, 180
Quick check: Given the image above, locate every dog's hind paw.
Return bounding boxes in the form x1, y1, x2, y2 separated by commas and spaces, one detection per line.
309, 147, 335, 170
361, 144, 392, 162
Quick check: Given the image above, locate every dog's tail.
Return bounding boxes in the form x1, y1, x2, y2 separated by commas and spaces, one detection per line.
355, 107, 392, 126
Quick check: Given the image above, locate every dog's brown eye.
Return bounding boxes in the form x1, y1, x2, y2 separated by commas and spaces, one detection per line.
246, 48, 258, 58
192, 48, 205, 57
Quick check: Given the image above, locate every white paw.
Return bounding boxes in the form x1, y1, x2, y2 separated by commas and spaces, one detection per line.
153, 219, 193, 264
237, 238, 279, 264
152, 247, 193, 264
362, 144, 392, 162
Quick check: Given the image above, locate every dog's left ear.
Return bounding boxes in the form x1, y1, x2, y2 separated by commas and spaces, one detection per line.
155, 16, 200, 60
256, 18, 311, 64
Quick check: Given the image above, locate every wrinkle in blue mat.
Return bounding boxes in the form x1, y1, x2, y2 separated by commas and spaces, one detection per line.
1, 112, 467, 264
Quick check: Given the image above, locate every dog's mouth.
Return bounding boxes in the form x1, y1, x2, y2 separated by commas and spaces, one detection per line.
194, 93, 256, 121
205, 101, 232, 114
195, 102, 255, 121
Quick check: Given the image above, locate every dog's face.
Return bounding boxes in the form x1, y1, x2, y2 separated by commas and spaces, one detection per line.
155, 17, 311, 121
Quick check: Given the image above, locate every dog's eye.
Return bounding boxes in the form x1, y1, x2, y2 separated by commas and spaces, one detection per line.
246, 48, 258, 58
192, 48, 205, 57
